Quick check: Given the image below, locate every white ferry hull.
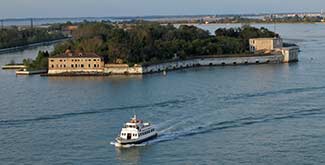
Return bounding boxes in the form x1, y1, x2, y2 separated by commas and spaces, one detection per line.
116, 132, 158, 145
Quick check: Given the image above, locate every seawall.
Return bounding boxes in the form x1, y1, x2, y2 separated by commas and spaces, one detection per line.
104, 54, 284, 75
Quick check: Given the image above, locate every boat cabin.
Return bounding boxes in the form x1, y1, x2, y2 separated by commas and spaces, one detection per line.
119, 115, 155, 140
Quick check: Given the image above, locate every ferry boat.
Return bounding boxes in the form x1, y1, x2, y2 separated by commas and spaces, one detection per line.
115, 115, 158, 146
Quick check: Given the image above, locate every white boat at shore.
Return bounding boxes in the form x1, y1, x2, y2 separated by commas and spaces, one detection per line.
115, 115, 158, 147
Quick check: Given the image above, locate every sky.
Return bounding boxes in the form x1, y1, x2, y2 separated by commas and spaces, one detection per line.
1, 0, 325, 18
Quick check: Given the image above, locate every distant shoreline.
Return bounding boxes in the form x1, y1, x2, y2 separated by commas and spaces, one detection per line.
0, 38, 69, 55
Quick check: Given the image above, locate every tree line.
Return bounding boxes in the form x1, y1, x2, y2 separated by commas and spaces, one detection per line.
23, 51, 49, 70
52, 22, 277, 65
0, 27, 65, 49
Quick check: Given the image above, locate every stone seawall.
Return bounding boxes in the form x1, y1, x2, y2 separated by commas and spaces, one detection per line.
104, 64, 143, 75
104, 54, 284, 75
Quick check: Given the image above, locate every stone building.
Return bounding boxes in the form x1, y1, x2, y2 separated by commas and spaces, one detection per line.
48, 51, 104, 74
249, 38, 283, 52
281, 46, 300, 63
249, 37, 299, 63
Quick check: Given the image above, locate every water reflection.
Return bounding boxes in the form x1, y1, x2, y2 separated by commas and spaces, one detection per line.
115, 147, 143, 164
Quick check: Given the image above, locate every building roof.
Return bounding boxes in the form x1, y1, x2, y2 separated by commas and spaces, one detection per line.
50, 52, 102, 58
250, 37, 281, 40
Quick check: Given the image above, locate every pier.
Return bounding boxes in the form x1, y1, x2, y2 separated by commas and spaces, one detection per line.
1, 64, 26, 70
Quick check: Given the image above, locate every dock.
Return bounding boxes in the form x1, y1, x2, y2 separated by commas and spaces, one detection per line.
16, 69, 47, 75
1, 65, 26, 70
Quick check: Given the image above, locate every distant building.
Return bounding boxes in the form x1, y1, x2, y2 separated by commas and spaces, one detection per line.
249, 38, 283, 52
48, 50, 104, 74
67, 25, 78, 31
63, 25, 78, 37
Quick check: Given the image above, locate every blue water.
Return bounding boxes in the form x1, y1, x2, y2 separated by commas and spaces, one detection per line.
1, 24, 325, 164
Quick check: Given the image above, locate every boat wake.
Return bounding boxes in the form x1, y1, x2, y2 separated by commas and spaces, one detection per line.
122, 107, 325, 147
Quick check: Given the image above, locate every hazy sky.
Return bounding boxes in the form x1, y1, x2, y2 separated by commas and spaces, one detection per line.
1, 0, 325, 18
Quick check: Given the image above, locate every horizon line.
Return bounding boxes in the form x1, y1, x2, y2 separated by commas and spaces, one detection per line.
1, 10, 323, 21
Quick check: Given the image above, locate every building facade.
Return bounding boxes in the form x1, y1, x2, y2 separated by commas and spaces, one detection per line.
48, 51, 104, 74
249, 37, 299, 63
281, 46, 299, 63
249, 38, 283, 52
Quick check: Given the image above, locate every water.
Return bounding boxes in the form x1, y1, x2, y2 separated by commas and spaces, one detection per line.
1, 24, 325, 164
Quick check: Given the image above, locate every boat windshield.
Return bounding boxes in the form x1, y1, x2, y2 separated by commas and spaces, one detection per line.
124, 124, 140, 130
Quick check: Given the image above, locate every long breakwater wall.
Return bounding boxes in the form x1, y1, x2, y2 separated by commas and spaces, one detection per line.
104, 54, 285, 75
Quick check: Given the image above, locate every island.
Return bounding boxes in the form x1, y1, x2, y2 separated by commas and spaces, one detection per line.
8, 22, 299, 76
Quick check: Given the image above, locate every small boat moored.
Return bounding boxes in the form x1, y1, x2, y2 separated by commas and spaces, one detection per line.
115, 115, 158, 146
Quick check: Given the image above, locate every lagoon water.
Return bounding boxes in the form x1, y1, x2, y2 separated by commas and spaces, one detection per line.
1, 24, 325, 164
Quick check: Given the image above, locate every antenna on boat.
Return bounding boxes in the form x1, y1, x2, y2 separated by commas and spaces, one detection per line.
133, 110, 136, 120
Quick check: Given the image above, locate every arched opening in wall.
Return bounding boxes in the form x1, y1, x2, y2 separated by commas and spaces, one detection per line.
196, 64, 201, 67
221, 62, 225, 65
256, 61, 260, 64
124, 71, 129, 75
233, 62, 237, 65
150, 70, 153, 73
158, 69, 161, 72
266, 60, 270, 63
209, 63, 213, 66
186, 64, 189, 67
173, 66, 176, 70
245, 61, 248, 64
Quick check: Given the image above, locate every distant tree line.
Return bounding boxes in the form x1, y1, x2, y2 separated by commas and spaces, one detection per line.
0, 27, 65, 49
52, 22, 277, 65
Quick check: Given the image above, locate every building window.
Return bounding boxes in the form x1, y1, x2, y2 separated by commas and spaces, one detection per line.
75, 64, 77, 68
81, 64, 84, 68
59, 60, 62, 62
71, 64, 74, 68
94, 64, 96, 68
51, 65, 54, 68
64, 65, 66, 68
50, 60, 54, 62
88, 64, 91, 68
